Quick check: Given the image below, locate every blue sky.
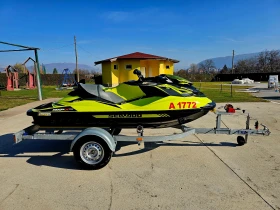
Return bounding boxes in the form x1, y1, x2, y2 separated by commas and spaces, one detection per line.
0, 0, 280, 70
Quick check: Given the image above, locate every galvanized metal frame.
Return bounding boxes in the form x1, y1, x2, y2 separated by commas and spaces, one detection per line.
0, 41, 42, 100
13, 112, 270, 152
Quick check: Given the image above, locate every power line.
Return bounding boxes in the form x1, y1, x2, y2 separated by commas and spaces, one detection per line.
76, 44, 104, 60
41, 43, 74, 52
76, 44, 94, 55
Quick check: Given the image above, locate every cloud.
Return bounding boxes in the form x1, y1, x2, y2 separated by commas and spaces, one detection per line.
102, 11, 131, 22
223, 37, 243, 42
101, 8, 177, 23
208, 36, 243, 43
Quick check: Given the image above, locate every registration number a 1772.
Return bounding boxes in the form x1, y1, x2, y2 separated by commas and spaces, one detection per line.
169, 102, 197, 109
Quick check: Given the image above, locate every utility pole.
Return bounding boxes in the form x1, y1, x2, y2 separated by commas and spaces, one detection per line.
74, 36, 79, 82
232, 50, 235, 74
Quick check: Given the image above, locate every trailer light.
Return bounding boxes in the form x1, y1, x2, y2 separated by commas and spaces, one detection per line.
136, 137, 143, 141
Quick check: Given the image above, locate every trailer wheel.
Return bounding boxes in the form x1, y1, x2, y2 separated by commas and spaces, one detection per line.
237, 136, 246, 146
73, 137, 112, 170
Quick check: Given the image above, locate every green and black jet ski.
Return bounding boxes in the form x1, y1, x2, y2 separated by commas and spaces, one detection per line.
27, 70, 216, 130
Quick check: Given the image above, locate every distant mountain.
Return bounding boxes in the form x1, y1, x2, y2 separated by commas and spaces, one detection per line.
197, 52, 264, 69
28, 63, 100, 74
0, 63, 101, 74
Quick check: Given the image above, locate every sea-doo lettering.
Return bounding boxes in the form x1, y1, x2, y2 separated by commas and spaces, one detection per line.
109, 114, 142, 118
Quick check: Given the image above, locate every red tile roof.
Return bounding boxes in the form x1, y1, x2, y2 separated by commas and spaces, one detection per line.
94, 52, 179, 65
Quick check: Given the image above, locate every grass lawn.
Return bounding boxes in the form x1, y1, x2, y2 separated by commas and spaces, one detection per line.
192, 82, 266, 103
0, 86, 72, 111
0, 83, 266, 111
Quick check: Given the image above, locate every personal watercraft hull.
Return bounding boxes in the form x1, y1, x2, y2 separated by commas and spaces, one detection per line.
27, 102, 216, 129
27, 72, 216, 130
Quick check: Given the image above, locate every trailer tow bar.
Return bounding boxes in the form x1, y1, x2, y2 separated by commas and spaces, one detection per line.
192, 112, 271, 146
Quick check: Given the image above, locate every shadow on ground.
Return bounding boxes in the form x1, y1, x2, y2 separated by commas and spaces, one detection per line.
0, 133, 81, 170
250, 88, 270, 91
0, 133, 238, 169
260, 96, 280, 101
114, 140, 237, 157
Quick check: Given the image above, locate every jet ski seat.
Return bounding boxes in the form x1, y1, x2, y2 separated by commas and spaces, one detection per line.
79, 83, 125, 104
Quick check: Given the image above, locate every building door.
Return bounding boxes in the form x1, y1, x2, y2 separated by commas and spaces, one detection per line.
140, 67, 146, 77
149, 67, 152, 77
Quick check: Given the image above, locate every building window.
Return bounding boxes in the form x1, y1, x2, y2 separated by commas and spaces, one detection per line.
125, 64, 132, 70
166, 65, 170, 69
113, 64, 118, 70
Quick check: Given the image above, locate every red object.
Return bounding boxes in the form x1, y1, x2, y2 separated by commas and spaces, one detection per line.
6, 75, 13, 91
5, 65, 19, 91
94, 52, 179, 65
228, 107, 235, 113
28, 73, 36, 89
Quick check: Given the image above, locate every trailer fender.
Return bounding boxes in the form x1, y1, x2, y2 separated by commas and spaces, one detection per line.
70, 127, 116, 152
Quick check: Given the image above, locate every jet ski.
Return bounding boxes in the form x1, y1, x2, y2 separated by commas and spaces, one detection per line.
27, 70, 216, 131
140, 73, 204, 96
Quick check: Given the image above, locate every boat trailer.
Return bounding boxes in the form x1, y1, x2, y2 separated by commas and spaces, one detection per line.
13, 112, 270, 170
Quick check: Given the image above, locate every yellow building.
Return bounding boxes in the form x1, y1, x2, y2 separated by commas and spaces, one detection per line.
94, 52, 179, 86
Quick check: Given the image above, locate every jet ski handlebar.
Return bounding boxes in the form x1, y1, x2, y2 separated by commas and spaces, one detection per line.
133, 69, 144, 82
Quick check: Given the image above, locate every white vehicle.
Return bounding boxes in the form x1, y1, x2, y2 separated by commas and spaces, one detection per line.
242, 78, 254, 84
232, 79, 244, 84
268, 75, 279, 88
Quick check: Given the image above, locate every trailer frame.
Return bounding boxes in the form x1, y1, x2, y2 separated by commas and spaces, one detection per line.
13, 111, 270, 169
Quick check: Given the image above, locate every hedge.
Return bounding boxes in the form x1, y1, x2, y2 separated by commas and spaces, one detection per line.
0, 73, 94, 87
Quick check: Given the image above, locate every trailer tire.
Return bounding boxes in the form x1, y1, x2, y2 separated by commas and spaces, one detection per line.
237, 136, 246, 146
73, 136, 112, 170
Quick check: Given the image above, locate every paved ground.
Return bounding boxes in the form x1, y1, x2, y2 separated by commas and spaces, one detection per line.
0, 97, 280, 209
245, 82, 280, 103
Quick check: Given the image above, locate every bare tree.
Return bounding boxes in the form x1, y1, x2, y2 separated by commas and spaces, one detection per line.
13, 63, 25, 73
268, 50, 280, 72
235, 57, 257, 73
174, 69, 187, 78
256, 50, 280, 72
257, 51, 270, 72
199, 59, 216, 72
189, 63, 198, 73
90, 70, 101, 75
73, 69, 90, 74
